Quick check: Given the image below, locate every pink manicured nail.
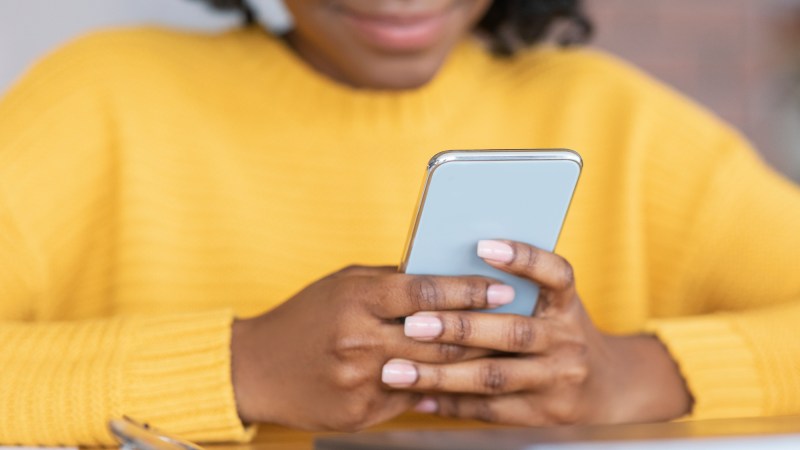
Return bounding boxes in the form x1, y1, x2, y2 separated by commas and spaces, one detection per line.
405, 315, 443, 339
477, 240, 514, 263
382, 362, 418, 386
487, 284, 515, 306
414, 397, 438, 413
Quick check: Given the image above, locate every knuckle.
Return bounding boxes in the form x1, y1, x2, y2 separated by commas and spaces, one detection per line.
474, 400, 497, 422
330, 277, 364, 305
549, 400, 582, 425
556, 346, 589, 386
464, 279, 489, 308
449, 314, 473, 343
439, 396, 474, 419
537, 290, 555, 313
331, 333, 377, 362
436, 343, 468, 362
562, 363, 589, 386
558, 258, 576, 290
331, 363, 371, 390
478, 363, 507, 393
422, 365, 446, 390
506, 317, 535, 352
563, 339, 590, 358
408, 276, 442, 311
513, 244, 539, 269
561, 357, 589, 386
437, 396, 460, 418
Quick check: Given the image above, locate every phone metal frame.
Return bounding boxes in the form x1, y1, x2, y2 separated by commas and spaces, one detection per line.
398, 149, 583, 273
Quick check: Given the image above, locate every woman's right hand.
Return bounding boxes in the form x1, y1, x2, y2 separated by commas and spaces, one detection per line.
230, 265, 514, 431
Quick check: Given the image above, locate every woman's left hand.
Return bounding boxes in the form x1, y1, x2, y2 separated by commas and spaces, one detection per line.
382, 240, 693, 426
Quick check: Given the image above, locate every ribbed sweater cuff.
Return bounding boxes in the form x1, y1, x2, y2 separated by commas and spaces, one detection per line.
123, 310, 254, 443
645, 316, 763, 419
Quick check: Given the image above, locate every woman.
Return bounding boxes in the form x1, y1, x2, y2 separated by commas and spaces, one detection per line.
0, 0, 798, 445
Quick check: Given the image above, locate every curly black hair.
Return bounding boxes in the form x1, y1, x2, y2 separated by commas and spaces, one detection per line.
195, 0, 592, 55
477, 0, 592, 54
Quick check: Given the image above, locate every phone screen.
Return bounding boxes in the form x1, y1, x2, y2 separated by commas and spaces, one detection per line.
400, 150, 581, 316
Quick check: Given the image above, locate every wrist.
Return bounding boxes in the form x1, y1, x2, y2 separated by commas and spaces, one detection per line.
605, 334, 693, 422
231, 317, 271, 425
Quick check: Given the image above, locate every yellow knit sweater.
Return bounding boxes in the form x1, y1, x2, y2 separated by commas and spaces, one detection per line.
1, 26, 799, 445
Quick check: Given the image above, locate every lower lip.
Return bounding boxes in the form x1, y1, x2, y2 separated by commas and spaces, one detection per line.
341, 11, 450, 52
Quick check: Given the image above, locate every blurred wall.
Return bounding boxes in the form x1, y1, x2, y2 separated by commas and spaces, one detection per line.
589, 0, 800, 179
0, 0, 233, 93
1, 0, 799, 178
0, 0, 289, 93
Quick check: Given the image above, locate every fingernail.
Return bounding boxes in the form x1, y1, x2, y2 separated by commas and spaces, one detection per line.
382, 362, 418, 386
487, 284, 515, 306
477, 240, 514, 263
405, 315, 443, 339
414, 397, 438, 413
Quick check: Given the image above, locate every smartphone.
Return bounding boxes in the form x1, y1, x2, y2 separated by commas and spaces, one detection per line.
399, 149, 582, 316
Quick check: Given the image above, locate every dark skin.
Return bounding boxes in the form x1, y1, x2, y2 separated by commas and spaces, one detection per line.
232, 242, 691, 429
233, 266, 501, 431
231, 0, 692, 431
383, 241, 691, 425
282, 0, 493, 89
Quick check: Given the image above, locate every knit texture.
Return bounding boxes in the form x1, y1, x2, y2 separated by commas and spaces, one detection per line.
0, 26, 799, 445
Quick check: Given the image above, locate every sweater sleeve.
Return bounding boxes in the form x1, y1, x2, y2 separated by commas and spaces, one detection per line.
0, 308, 249, 445
0, 33, 250, 445
646, 138, 800, 419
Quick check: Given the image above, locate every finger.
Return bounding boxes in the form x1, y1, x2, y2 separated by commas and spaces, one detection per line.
477, 240, 574, 291
381, 324, 493, 364
405, 311, 560, 353
382, 357, 552, 395
477, 240, 576, 307
432, 394, 547, 425
367, 273, 513, 319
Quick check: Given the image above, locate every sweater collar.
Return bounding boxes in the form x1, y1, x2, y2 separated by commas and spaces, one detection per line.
225, 27, 498, 134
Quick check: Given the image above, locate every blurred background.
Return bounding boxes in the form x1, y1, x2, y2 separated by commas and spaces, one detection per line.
1, 0, 799, 180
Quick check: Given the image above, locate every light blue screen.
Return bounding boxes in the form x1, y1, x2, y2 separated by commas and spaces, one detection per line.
404, 157, 581, 316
